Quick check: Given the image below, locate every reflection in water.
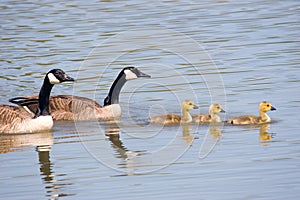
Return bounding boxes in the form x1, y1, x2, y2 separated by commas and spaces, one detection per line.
36, 146, 74, 199
259, 124, 273, 146
0, 0, 298, 197
182, 124, 195, 144
209, 124, 223, 141
37, 146, 53, 183
0, 132, 74, 199
104, 123, 145, 168
199, 123, 223, 159
235, 123, 274, 146
0, 132, 53, 154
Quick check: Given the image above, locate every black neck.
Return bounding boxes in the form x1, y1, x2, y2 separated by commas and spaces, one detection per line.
103, 72, 127, 106
34, 77, 54, 118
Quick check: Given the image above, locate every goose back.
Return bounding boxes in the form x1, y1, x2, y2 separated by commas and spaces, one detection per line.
9, 67, 150, 121
1, 69, 74, 134
10, 95, 118, 121
0, 105, 52, 134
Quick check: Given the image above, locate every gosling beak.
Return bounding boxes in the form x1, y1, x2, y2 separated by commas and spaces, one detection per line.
270, 106, 276, 111
135, 68, 151, 78
220, 108, 226, 113
193, 105, 199, 109
63, 74, 75, 82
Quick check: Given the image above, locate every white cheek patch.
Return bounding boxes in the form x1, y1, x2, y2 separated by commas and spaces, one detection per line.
48, 73, 60, 84
124, 69, 138, 80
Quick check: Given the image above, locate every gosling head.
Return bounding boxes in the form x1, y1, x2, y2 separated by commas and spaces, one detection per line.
209, 103, 225, 114
47, 69, 75, 84
182, 100, 199, 111
259, 101, 276, 113
123, 66, 151, 80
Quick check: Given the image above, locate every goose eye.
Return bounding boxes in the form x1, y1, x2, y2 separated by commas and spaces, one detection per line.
266, 104, 270, 107
55, 71, 62, 76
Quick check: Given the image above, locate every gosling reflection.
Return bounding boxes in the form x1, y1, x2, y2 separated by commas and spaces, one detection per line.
182, 123, 223, 147
182, 124, 194, 144
259, 124, 273, 146
199, 123, 223, 159
209, 123, 223, 141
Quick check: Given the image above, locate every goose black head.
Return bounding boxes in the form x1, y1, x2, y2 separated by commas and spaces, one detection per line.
47, 69, 75, 84
122, 66, 151, 80
103, 67, 151, 106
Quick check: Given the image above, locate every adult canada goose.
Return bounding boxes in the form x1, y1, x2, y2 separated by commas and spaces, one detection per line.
149, 100, 199, 125
227, 101, 276, 125
193, 103, 225, 123
9, 67, 150, 121
0, 69, 74, 134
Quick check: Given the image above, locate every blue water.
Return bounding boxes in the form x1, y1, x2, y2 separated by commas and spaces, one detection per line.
0, 0, 300, 199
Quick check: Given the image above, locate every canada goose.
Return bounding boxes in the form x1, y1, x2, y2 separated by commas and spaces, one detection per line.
0, 69, 74, 134
9, 67, 150, 121
227, 101, 276, 125
149, 100, 199, 125
193, 103, 225, 123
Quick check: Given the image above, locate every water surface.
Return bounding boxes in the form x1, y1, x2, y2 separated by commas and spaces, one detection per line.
1, 0, 300, 199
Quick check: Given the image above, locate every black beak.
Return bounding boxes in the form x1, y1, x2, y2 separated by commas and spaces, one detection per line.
135, 68, 151, 78
63, 74, 75, 82
220, 108, 226, 113
271, 106, 276, 111
193, 105, 199, 109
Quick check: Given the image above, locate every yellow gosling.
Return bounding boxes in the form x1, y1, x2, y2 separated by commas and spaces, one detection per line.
149, 100, 199, 125
193, 103, 225, 123
227, 101, 276, 125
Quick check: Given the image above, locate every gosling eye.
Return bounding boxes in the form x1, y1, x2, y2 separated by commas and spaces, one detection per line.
266, 104, 270, 107
189, 103, 193, 105
217, 107, 220, 109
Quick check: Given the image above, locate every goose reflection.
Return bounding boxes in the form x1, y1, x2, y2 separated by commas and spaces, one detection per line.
0, 132, 74, 199
37, 145, 53, 183
0, 132, 53, 154
36, 145, 74, 199
104, 123, 145, 164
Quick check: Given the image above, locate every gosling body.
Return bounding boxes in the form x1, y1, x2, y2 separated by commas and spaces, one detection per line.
149, 100, 199, 125
227, 101, 276, 125
193, 103, 225, 123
